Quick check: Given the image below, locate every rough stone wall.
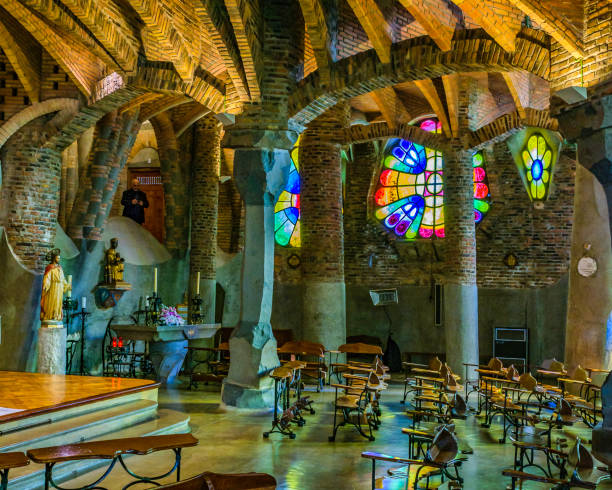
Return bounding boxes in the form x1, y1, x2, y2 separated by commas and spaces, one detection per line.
0, 116, 61, 271
550, 0, 611, 91
191, 116, 221, 281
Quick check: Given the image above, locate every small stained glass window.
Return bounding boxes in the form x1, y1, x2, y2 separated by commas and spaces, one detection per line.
521, 133, 552, 200
274, 138, 301, 247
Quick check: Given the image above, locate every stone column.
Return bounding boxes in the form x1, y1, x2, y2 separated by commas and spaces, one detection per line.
443, 146, 479, 377
555, 88, 612, 370
300, 104, 349, 350
220, 129, 296, 409
190, 117, 221, 324
37, 326, 67, 374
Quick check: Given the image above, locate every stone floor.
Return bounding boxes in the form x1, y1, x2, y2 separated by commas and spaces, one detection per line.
70, 377, 612, 489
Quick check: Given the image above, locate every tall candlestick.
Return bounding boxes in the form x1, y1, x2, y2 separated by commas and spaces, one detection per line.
196, 271, 200, 295
67, 275, 72, 298
154, 268, 158, 294
81, 296, 87, 309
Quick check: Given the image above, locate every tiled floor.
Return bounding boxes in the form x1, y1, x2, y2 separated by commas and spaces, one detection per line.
70, 378, 611, 489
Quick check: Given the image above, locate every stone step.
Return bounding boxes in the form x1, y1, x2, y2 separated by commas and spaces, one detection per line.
8, 408, 191, 489
0, 399, 158, 452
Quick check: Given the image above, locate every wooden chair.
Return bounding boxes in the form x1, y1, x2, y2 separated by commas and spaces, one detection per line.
155, 471, 277, 489
26, 434, 198, 490
558, 366, 602, 428
362, 425, 466, 489
503, 438, 597, 489
0, 452, 29, 490
331, 343, 383, 383
402, 356, 443, 404
463, 357, 504, 405
278, 340, 327, 391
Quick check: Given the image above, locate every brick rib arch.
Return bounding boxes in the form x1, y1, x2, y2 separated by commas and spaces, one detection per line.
289, 28, 551, 126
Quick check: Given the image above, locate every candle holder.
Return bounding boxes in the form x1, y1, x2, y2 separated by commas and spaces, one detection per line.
146, 292, 163, 326
70, 305, 91, 376
62, 297, 78, 328
190, 294, 203, 324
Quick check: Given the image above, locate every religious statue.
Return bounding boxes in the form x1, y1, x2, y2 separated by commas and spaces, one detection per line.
104, 238, 127, 285
40, 248, 71, 325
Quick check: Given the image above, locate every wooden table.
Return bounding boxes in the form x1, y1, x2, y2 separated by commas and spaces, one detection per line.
111, 323, 220, 383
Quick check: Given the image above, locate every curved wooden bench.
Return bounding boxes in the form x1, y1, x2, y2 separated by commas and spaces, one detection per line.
0, 452, 29, 490
156, 471, 277, 489
27, 434, 198, 490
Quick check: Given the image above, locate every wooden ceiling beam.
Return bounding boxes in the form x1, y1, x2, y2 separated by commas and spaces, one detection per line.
346, 0, 392, 64
298, 0, 332, 78
453, 0, 517, 52
0, 0, 105, 95
197, 0, 250, 102
509, 0, 585, 58
414, 79, 452, 138
502, 71, 530, 119
223, 0, 262, 101
398, 0, 455, 51
128, 0, 196, 82
441, 74, 459, 138
0, 9, 41, 102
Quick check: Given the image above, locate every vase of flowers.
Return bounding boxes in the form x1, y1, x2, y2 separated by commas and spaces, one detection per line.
159, 306, 186, 326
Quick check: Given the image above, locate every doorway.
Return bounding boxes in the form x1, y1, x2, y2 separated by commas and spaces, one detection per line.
128, 168, 165, 243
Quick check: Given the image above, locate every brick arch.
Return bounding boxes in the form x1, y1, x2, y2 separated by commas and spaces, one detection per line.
345, 123, 449, 151
0, 98, 80, 151
289, 28, 551, 126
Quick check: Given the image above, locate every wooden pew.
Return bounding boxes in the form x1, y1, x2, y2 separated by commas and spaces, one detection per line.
27, 434, 198, 490
156, 472, 277, 489
0, 452, 29, 490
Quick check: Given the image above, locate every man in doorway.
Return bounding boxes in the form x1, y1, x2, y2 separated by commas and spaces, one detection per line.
121, 178, 149, 225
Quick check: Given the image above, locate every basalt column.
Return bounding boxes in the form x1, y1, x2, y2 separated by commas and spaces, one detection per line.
443, 146, 479, 377
555, 87, 612, 370
300, 104, 349, 350
190, 117, 221, 325
221, 129, 296, 409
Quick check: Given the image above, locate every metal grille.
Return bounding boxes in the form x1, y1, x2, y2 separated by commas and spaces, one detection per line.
137, 176, 162, 185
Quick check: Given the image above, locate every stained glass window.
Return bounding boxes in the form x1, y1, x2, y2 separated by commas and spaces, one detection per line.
374, 118, 490, 240
274, 139, 301, 247
521, 133, 552, 200
472, 151, 490, 224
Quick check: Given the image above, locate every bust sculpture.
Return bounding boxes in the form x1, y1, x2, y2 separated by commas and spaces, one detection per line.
104, 238, 126, 285
40, 249, 71, 325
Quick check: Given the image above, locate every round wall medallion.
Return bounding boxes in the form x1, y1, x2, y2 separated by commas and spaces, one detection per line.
577, 256, 597, 277
287, 254, 301, 269
503, 253, 518, 269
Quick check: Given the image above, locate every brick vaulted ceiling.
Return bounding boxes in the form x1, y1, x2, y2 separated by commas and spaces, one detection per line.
0, 0, 593, 121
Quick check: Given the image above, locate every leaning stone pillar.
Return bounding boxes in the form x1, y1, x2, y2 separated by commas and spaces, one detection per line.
300, 104, 350, 351
443, 147, 479, 377
220, 129, 296, 408
555, 90, 612, 370
190, 117, 221, 324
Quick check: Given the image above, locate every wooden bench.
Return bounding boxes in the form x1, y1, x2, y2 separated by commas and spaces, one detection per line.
27, 434, 198, 490
156, 471, 277, 489
0, 452, 29, 490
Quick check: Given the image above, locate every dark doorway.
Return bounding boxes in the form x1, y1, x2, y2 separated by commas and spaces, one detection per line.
128, 168, 165, 243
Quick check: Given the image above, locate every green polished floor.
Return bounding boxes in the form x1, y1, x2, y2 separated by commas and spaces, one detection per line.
71, 378, 611, 489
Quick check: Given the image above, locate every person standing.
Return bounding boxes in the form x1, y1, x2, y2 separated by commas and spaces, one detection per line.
121, 178, 149, 224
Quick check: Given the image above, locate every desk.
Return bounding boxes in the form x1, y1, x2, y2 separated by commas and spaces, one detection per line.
111, 323, 220, 383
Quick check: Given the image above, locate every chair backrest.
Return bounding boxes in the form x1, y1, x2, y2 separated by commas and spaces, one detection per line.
505, 365, 519, 381
155, 472, 277, 489
541, 358, 565, 372
487, 357, 503, 371
567, 438, 594, 480
338, 343, 383, 355
452, 394, 467, 416
518, 372, 537, 391
572, 365, 589, 382
426, 426, 459, 464
278, 340, 325, 357
428, 356, 442, 372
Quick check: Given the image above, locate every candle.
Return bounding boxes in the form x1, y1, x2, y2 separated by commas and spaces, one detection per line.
67, 275, 72, 298
82, 296, 87, 309
196, 271, 200, 295
153, 268, 158, 294
145, 298, 150, 308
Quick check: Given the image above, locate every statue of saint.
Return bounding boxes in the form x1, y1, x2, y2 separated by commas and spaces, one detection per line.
40, 249, 71, 324
104, 238, 127, 286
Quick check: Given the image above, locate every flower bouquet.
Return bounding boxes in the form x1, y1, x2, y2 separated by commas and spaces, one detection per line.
159, 306, 186, 326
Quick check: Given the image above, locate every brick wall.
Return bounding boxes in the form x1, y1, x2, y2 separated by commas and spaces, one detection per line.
0, 115, 61, 271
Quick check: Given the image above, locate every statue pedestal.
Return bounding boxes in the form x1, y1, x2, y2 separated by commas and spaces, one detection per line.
37, 325, 67, 375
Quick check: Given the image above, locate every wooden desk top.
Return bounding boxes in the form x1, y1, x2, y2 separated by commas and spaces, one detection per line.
0, 452, 29, 470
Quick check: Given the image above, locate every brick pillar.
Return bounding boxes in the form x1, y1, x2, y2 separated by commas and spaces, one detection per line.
444, 79, 479, 377
220, 128, 297, 409
555, 88, 612, 370
300, 103, 350, 350
190, 116, 221, 324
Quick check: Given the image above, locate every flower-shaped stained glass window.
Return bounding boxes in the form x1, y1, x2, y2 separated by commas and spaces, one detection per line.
521, 133, 552, 200
274, 139, 301, 247
473, 151, 490, 224
374, 118, 490, 240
